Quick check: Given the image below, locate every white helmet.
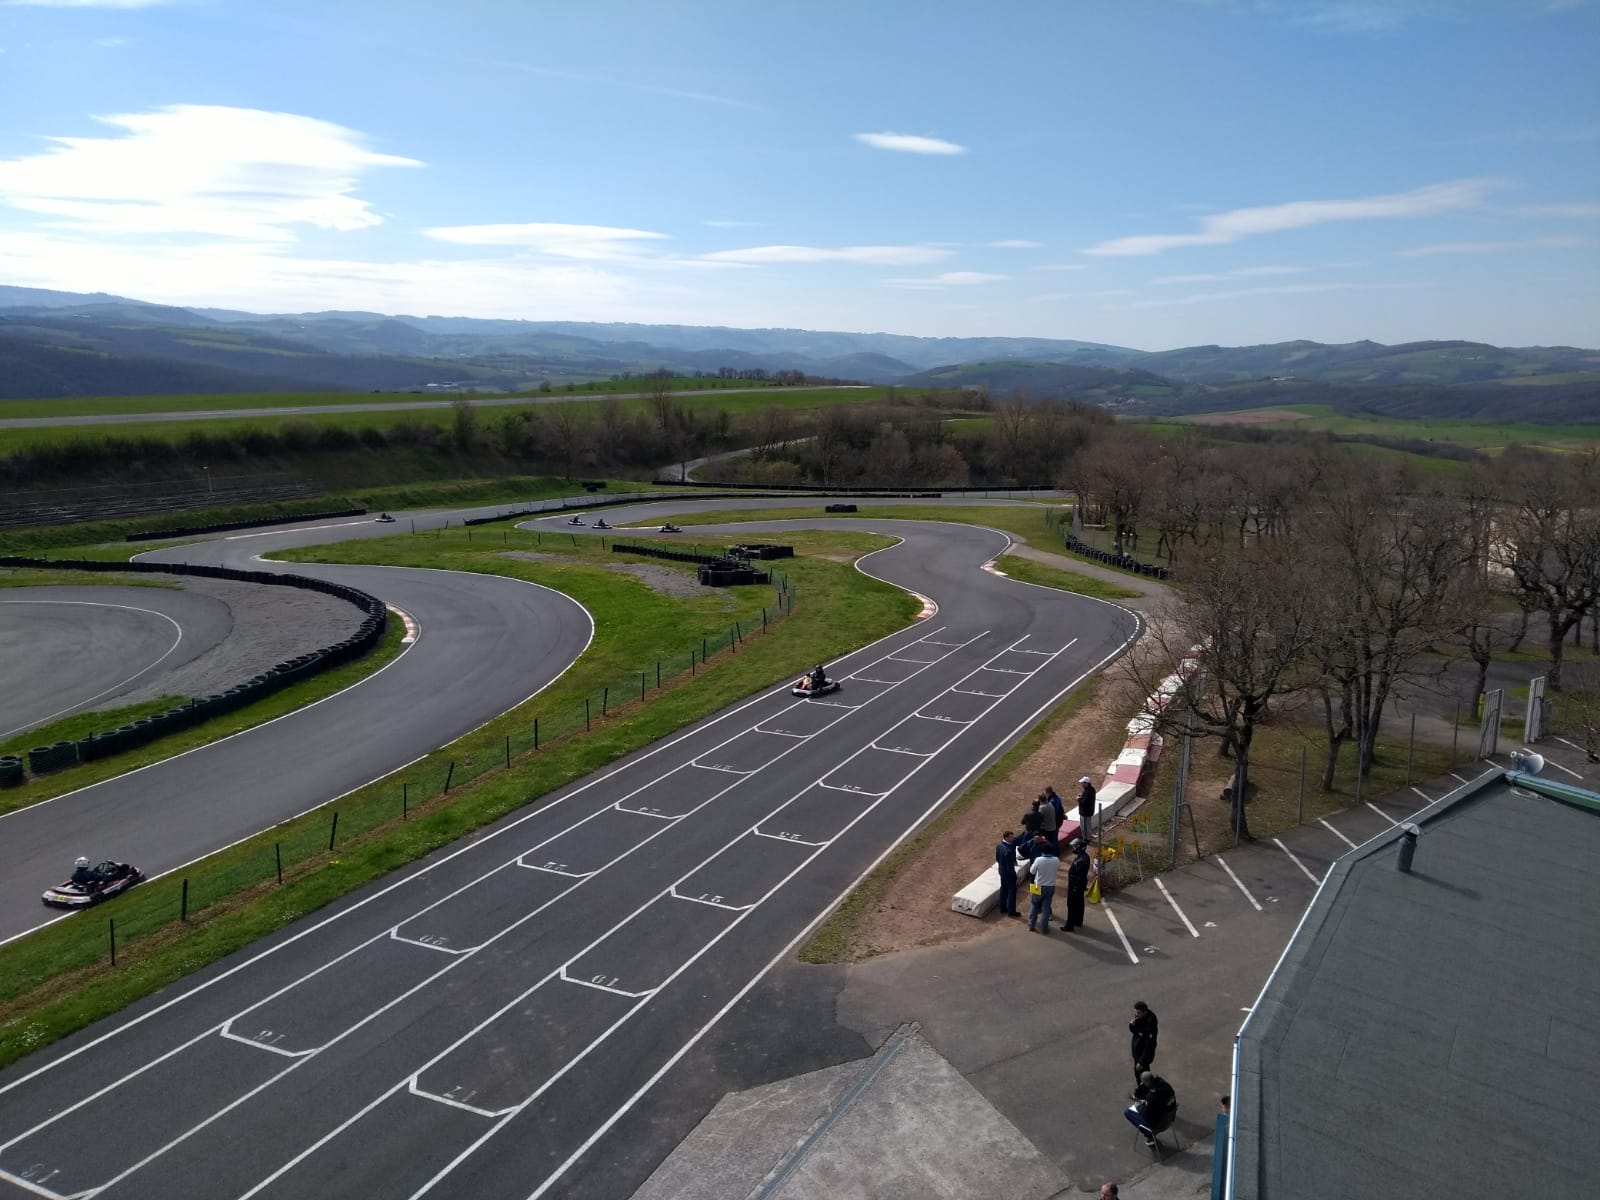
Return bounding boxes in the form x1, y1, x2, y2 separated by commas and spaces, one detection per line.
75, 856, 90, 869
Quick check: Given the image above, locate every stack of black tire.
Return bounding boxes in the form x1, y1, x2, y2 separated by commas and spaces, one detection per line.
727, 543, 794, 561
1057, 535, 1170, 580
0, 755, 22, 788
0, 556, 388, 774
824, 504, 858, 513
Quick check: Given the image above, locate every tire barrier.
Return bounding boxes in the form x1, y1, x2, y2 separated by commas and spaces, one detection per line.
727, 543, 794, 560
1055, 534, 1171, 580
0, 557, 387, 775
607, 543, 771, 588
0, 755, 23, 788
695, 565, 770, 588
125, 507, 367, 542
825, 504, 858, 514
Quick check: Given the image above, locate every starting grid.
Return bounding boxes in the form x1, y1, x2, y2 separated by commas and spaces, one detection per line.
0, 622, 1094, 1200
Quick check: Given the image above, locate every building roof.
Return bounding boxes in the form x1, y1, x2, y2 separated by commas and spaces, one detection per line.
1231, 778, 1600, 1199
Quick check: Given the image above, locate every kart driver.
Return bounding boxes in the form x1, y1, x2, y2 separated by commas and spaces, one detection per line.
811, 664, 828, 689
71, 856, 99, 886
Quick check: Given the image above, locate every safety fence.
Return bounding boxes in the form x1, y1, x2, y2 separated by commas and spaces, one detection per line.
0, 564, 799, 993
125, 506, 366, 542
0, 557, 385, 782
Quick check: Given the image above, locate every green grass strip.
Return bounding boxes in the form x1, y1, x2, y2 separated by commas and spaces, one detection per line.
994, 553, 1143, 600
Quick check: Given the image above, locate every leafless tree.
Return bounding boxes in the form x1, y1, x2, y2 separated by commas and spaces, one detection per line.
1487, 449, 1600, 690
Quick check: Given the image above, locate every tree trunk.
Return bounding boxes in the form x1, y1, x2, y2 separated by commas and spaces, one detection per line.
1549, 615, 1571, 691
1509, 605, 1531, 653
1470, 653, 1491, 722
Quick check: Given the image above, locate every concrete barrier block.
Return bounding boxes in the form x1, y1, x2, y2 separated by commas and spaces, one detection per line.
952, 864, 1003, 917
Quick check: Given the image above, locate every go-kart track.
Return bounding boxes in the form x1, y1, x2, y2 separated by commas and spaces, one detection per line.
0, 497, 1138, 1200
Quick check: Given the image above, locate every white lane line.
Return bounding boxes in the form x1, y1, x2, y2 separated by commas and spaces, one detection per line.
752, 830, 827, 846
815, 782, 887, 796
1153, 878, 1199, 938
1271, 839, 1322, 886
513, 592, 1145, 1200
556, 969, 656, 1000
1214, 856, 1262, 911
1555, 737, 1587, 753
404, 1083, 499, 1119
1365, 802, 1400, 826
1102, 904, 1140, 964
690, 762, 755, 775
0, 600, 185, 740
240, 630, 1090, 1198
1543, 757, 1583, 780
1450, 772, 1472, 784
871, 743, 934, 757
1410, 786, 1432, 804
1318, 818, 1358, 850
668, 889, 753, 912
12, 621, 984, 1191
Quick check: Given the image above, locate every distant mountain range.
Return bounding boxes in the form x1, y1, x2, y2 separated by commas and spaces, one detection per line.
2, 285, 1597, 421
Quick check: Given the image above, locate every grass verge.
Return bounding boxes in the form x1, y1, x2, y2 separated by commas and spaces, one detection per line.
0, 530, 914, 1068
0, 567, 177, 587
0, 620, 407, 816
994, 553, 1143, 600
800, 676, 1104, 964
625, 501, 1066, 554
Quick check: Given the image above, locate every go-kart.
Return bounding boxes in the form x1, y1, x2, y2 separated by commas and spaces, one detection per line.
42, 861, 145, 908
792, 674, 841, 698
660, 523, 682, 534
567, 516, 585, 526
594, 518, 611, 530
375, 513, 396, 523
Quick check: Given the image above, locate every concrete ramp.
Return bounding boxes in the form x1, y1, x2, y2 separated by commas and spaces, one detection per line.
632, 1024, 1070, 1200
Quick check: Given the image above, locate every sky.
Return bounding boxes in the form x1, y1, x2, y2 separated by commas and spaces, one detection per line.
0, 0, 1597, 351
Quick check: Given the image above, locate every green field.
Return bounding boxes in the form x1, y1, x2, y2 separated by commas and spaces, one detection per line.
0, 386, 895, 456
1162, 404, 1600, 452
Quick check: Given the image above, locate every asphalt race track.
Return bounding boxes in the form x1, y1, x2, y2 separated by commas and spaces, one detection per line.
0, 500, 1138, 1200
0, 515, 593, 943
0, 587, 232, 741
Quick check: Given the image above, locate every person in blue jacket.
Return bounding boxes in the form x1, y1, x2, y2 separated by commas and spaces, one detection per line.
995, 830, 1020, 918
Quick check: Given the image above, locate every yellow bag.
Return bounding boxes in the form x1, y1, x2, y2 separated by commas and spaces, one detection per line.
1029, 882, 1043, 896
1087, 875, 1101, 904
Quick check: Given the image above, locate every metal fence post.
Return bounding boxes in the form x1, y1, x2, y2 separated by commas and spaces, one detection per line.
1451, 699, 1460, 767
329, 811, 338, 851
181, 878, 189, 922
504, 735, 510, 767
1405, 714, 1416, 785
403, 782, 408, 820
534, 717, 539, 750
443, 761, 455, 792
656, 661, 661, 689
585, 698, 591, 731
640, 672, 646, 701
702, 636, 708, 663
276, 842, 282, 884
1297, 746, 1306, 825
109, 918, 116, 966
602, 686, 609, 717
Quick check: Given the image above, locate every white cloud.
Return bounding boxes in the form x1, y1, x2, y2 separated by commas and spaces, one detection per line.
424, 222, 670, 261
1151, 263, 1358, 284
1512, 202, 1600, 219
0, 105, 419, 241
3, 0, 172, 7
1031, 288, 1136, 302
702, 219, 758, 228
1082, 178, 1499, 256
699, 243, 953, 266
1397, 235, 1598, 257
1033, 263, 1087, 272
989, 239, 1042, 249
884, 271, 1008, 289
1108, 281, 1427, 311
854, 132, 967, 156
486, 60, 761, 112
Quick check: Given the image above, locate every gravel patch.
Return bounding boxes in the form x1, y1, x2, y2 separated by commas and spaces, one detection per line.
102, 574, 368, 710
499, 551, 712, 600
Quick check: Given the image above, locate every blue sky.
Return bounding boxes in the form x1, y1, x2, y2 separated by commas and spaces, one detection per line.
1, 0, 1596, 350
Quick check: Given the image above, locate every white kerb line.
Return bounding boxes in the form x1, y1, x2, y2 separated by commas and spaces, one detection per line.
1213, 856, 1262, 911
1317, 818, 1358, 850
1270, 839, 1322, 886
1100, 904, 1140, 965
1153, 878, 1199, 938
1364, 802, 1400, 826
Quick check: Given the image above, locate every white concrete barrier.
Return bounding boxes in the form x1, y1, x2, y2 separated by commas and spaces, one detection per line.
952, 864, 1004, 916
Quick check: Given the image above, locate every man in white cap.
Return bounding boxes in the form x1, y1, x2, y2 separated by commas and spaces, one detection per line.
1077, 775, 1097, 843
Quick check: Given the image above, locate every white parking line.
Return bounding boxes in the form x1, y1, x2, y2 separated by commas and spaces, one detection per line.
1102, 904, 1140, 964
1271, 838, 1322, 886
1542, 757, 1583, 780
1214, 856, 1262, 911
1318, 818, 1358, 849
1365, 802, 1400, 826
1153, 878, 1199, 938
1450, 772, 1472, 784
1410, 787, 1432, 804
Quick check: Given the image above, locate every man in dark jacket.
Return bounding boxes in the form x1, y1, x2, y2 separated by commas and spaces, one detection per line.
1060, 839, 1091, 931
1020, 799, 1044, 843
1124, 1070, 1177, 1146
995, 830, 1020, 918
1129, 1001, 1158, 1082
1077, 776, 1097, 843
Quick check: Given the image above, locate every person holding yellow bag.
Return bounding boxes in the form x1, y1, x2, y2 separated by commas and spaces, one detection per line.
1026, 838, 1060, 933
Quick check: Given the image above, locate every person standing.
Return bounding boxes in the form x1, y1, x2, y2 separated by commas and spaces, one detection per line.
1027, 840, 1060, 933
1060, 839, 1091, 931
1038, 790, 1061, 850
995, 830, 1020, 918
1020, 799, 1044, 844
1044, 786, 1066, 827
1077, 775, 1097, 844
1129, 1000, 1159, 1081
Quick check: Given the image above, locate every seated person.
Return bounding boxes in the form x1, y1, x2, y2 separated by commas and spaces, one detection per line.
811, 665, 828, 688
1124, 1071, 1177, 1146
70, 856, 98, 886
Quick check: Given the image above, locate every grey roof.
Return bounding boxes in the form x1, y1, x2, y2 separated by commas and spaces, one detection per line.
1232, 780, 1600, 1200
